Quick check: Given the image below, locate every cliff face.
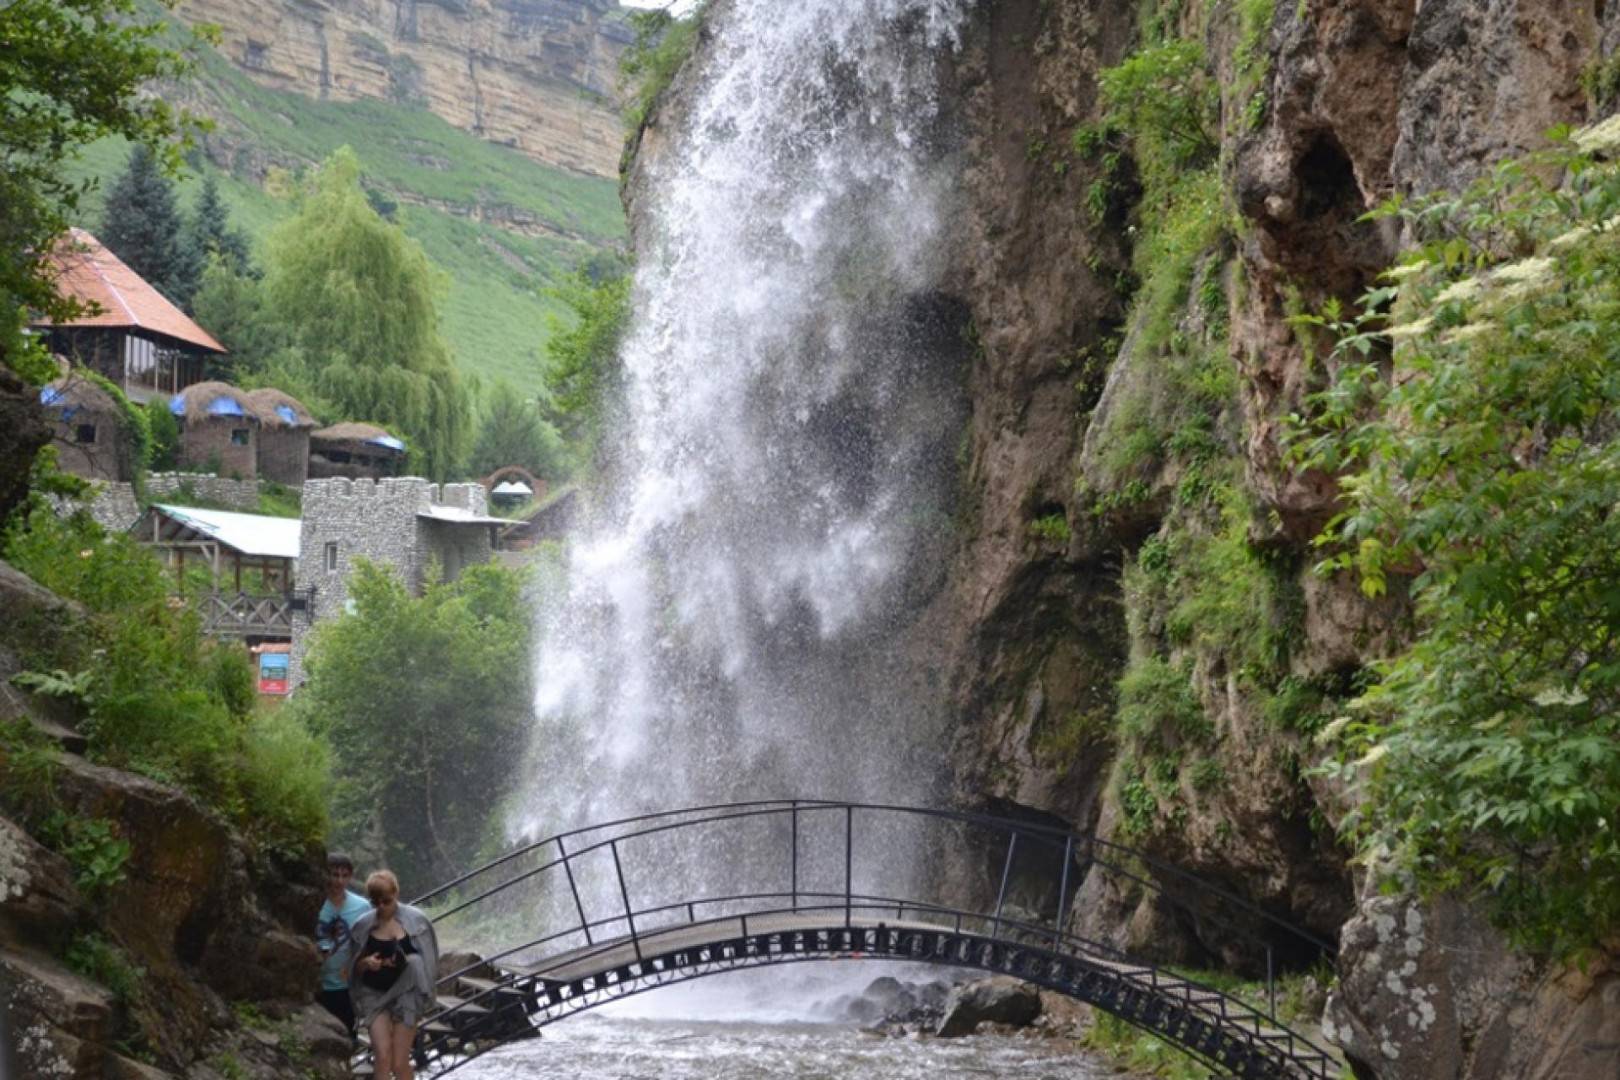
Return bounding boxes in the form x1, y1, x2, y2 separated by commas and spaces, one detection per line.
175, 0, 631, 178
627, 1, 1620, 1076
0, 564, 346, 1080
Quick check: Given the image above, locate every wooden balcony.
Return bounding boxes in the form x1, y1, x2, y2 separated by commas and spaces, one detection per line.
200, 591, 299, 639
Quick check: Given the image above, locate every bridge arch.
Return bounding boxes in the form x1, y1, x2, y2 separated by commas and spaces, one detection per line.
386, 801, 1339, 1078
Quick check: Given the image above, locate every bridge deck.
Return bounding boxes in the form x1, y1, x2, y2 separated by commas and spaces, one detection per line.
502, 913, 962, 984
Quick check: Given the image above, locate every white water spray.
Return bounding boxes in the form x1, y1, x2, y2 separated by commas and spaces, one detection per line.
515, 0, 971, 893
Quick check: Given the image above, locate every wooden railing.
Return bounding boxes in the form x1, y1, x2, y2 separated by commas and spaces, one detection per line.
200, 592, 296, 638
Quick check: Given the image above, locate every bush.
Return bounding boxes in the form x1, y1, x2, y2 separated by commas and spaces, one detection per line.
2, 505, 327, 852
1295, 129, 1620, 955
238, 706, 330, 857
144, 398, 180, 471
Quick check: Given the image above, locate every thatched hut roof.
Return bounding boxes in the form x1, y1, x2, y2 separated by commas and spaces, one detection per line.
41, 373, 121, 416
169, 380, 255, 424
244, 387, 315, 430
311, 422, 407, 453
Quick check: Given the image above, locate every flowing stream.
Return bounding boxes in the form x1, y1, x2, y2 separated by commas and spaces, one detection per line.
488, 0, 1116, 1070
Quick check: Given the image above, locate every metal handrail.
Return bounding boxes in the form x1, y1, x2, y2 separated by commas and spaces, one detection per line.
417, 799, 1336, 961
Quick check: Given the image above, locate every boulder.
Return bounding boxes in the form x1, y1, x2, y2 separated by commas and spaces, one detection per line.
935, 976, 1042, 1037
1325, 891, 1620, 1080
0, 944, 173, 1077
0, 814, 83, 947
48, 751, 318, 1065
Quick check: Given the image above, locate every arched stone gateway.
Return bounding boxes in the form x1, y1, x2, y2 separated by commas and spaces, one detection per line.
367, 802, 1339, 1078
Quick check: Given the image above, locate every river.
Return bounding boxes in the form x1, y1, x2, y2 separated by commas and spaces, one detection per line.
453, 967, 1114, 1079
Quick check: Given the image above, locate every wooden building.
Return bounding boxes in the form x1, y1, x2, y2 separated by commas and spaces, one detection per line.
131, 503, 303, 643
170, 381, 259, 480
245, 388, 314, 486
31, 229, 226, 403
308, 422, 407, 481
39, 372, 138, 483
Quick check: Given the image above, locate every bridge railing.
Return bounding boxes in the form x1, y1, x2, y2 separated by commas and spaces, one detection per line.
414, 800, 1336, 1025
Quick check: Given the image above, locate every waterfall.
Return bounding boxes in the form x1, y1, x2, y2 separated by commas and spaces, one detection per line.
513, 0, 971, 903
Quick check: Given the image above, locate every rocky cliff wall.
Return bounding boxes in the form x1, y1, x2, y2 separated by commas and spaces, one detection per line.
628, 2, 1620, 1076
0, 562, 346, 1079
175, 0, 632, 178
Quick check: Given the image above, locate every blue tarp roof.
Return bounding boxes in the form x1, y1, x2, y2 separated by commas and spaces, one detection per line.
367, 434, 407, 451
274, 404, 298, 424
170, 392, 248, 418
40, 386, 66, 406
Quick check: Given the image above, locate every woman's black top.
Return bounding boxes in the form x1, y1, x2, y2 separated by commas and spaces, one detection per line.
357, 932, 416, 992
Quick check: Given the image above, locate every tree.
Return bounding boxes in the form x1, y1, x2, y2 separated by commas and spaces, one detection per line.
144, 398, 180, 471
294, 560, 534, 886
186, 174, 252, 276
468, 381, 565, 480
0, 0, 198, 381
191, 255, 285, 377
100, 142, 202, 308
263, 148, 468, 479
542, 271, 629, 473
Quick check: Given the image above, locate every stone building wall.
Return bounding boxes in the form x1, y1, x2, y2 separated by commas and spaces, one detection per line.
288, 477, 493, 687
256, 429, 310, 487
50, 410, 134, 484
178, 418, 257, 480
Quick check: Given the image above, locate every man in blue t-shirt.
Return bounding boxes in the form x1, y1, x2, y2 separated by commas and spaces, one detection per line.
315, 852, 371, 1036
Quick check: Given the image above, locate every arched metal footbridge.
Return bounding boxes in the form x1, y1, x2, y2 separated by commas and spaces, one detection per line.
361, 801, 1340, 1078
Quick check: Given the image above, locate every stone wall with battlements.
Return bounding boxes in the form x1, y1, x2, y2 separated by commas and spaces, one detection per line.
288, 477, 493, 687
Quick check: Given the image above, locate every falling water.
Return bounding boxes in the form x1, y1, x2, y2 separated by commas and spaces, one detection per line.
512, 0, 973, 912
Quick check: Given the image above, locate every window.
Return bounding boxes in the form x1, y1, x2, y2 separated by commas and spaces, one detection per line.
74, 423, 97, 444
230, 428, 250, 446
324, 542, 338, 573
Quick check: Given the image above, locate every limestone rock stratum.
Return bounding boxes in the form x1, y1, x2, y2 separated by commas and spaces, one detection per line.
174, 0, 631, 178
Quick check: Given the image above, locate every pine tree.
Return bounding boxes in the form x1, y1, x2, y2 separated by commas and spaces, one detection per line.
99, 143, 201, 308
186, 175, 252, 276
469, 381, 564, 479
262, 147, 468, 479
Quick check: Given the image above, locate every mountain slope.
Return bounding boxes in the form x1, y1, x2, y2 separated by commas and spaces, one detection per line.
71, 0, 630, 387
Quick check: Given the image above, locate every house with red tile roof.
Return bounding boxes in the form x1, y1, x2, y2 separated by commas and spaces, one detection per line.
29, 228, 226, 403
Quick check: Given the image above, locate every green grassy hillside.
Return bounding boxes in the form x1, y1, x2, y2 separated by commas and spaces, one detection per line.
69, 23, 627, 389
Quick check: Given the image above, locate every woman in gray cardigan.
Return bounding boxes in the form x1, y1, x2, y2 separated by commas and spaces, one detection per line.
344, 870, 440, 1080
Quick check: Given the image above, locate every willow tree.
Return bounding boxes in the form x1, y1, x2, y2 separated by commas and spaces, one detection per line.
264, 148, 467, 478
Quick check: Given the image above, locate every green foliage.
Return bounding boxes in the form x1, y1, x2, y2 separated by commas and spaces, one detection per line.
190, 257, 283, 377
1027, 512, 1072, 545
76, 367, 151, 477
41, 813, 132, 898
255, 481, 301, 519
1097, 39, 1218, 189
295, 559, 534, 886
264, 148, 469, 478
187, 173, 252, 277
237, 706, 331, 859
543, 271, 631, 472
2, 506, 327, 851
143, 399, 180, 472
65, 933, 145, 1005
1581, 53, 1620, 113
1084, 1010, 1209, 1079
1293, 130, 1620, 955
468, 381, 566, 481
1117, 656, 1207, 745
12, 668, 95, 703
621, 5, 707, 132
100, 142, 202, 309
0, 0, 200, 375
